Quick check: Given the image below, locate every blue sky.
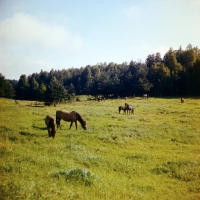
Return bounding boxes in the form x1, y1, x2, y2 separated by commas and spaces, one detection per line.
0, 0, 200, 80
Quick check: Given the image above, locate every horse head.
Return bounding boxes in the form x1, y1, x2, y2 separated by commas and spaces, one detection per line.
82, 121, 87, 130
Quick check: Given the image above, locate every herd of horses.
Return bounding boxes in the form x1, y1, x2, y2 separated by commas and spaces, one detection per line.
14, 96, 185, 139
45, 102, 134, 139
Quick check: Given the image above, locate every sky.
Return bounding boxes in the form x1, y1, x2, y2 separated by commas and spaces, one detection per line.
0, 0, 200, 80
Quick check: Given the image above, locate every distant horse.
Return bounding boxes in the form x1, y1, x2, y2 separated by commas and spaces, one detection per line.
125, 103, 134, 114
181, 98, 184, 103
56, 110, 87, 130
143, 94, 148, 99
45, 115, 56, 138
119, 106, 126, 114
15, 100, 19, 105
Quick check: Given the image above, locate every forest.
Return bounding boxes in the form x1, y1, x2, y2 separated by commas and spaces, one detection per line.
0, 44, 200, 102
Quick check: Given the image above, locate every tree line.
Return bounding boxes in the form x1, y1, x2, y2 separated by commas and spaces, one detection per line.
0, 44, 200, 102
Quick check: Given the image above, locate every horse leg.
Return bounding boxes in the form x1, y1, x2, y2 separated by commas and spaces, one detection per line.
69, 122, 73, 129
75, 121, 77, 130
56, 119, 61, 129
48, 129, 51, 137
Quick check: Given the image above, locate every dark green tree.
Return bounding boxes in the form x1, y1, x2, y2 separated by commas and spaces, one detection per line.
4, 80, 16, 98
39, 83, 47, 101
148, 62, 172, 95
81, 66, 93, 94
164, 48, 184, 94
0, 74, 5, 97
0, 74, 15, 98
48, 77, 68, 102
16, 75, 30, 99
30, 77, 39, 100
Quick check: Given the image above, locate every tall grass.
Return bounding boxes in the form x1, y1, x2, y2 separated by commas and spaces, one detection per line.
0, 97, 200, 199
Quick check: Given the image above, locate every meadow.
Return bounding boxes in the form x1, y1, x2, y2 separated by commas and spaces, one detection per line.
0, 97, 200, 200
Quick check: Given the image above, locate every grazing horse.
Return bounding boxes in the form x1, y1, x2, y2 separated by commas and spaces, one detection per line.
56, 110, 87, 130
45, 115, 56, 138
125, 103, 134, 114
15, 100, 19, 105
119, 106, 127, 114
181, 98, 184, 103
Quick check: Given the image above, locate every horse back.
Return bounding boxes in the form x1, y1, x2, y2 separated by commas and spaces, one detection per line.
56, 110, 76, 122
45, 115, 55, 126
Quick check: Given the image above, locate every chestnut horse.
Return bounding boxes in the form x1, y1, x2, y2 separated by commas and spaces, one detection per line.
45, 115, 56, 138
119, 106, 126, 114
56, 110, 87, 130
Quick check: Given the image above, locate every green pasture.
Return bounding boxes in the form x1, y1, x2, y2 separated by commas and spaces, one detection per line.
0, 97, 200, 199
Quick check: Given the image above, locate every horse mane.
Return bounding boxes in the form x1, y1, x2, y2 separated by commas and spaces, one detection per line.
75, 112, 86, 127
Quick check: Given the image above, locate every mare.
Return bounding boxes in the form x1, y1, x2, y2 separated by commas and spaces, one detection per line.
15, 100, 19, 105
125, 103, 134, 114
119, 106, 126, 114
56, 110, 87, 130
45, 115, 56, 138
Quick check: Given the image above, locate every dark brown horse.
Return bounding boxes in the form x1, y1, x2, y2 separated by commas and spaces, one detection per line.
45, 115, 56, 138
119, 106, 127, 114
125, 103, 134, 114
56, 110, 87, 130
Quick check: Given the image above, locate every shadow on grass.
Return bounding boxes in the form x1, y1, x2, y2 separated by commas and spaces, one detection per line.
32, 125, 46, 130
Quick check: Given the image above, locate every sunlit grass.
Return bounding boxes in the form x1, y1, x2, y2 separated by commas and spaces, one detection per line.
0, 97, 200, 199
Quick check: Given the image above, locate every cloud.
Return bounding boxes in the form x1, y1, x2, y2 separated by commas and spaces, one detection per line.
0, 12, 84, 53
122, 5, 140, 18
0, 12, 85, 79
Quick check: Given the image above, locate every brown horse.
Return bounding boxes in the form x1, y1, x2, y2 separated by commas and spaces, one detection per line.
125, 103, 134, 114
45, 115, 56, 138
119, 106, 127, 114
181, 98, 184, 103
56, 110, 87, 130
15, 100, 19, 105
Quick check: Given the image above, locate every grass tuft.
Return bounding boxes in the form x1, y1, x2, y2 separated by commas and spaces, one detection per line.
53, 168, 95, 186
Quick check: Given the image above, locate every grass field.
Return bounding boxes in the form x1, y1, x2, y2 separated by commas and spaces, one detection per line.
0, 97, 200, 199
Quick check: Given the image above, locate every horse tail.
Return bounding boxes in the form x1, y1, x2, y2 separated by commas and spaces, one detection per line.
119, 106, 121, 113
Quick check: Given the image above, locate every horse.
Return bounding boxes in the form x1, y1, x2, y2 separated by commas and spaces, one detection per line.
15, 100, 19, 105
45, 115, 56, 138
56, 110, 87, 130
125, 103, 134, 114
181, 98, 184, 103
119, 106, 127, 114
143, 94, 148, 99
